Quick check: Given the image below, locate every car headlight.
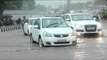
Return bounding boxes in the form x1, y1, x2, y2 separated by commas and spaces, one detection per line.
75, 24, 83, 29
69, 32, 75, 36
97, 24, 102, 29
43, 32, 52, 37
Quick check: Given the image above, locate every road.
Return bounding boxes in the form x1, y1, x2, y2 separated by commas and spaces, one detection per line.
0, 21, 107, 60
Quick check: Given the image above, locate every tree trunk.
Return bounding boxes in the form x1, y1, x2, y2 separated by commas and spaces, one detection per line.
0, 3, 5, 19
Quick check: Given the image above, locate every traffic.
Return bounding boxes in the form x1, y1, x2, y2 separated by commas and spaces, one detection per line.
62, 13, 103, 37
22, 12, 104, 47
1, 0, 107, 60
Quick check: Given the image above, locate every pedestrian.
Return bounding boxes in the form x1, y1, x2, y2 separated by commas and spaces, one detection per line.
21, 16, 26, 30
16, 18, 21, 25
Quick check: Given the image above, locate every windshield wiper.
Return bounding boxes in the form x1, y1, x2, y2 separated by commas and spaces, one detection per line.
46, 23, 59, 28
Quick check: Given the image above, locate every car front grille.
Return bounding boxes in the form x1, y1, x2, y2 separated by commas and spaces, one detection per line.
54, 34, 68, 38
76, 30, 84, 32
85, 25, 96, 32
54, 42, 69, 44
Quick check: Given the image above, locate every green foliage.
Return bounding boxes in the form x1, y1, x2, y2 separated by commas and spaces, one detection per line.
22, 0, 36, 10
0, 0, 4, 4
28, 0, 35, 9
5, 0, 23, 10
0, 0, 23, 17
101, 9, 107, 18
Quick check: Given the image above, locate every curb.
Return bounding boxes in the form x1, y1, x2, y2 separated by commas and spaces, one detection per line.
101, 20, 107, 23
0, 25, 22, 32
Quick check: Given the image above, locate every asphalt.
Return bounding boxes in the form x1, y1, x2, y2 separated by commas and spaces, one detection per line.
0, 21, 107, 60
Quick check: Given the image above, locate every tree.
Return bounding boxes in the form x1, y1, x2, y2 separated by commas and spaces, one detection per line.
28, 0, 35, 9
36, 4, 47, 11
0, 0, 6, 16
5, 0, 23, 10
0, 0, 23, 19
21, 0, 36, 10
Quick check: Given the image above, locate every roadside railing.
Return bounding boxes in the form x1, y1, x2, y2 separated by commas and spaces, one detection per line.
0, 25, 22, 32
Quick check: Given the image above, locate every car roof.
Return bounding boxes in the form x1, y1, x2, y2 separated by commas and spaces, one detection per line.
28, 17, 38, 20
64, 13, 90, 15
39, 17, 62, 20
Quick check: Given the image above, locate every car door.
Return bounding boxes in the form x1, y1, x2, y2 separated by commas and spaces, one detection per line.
32, 19, 41, 42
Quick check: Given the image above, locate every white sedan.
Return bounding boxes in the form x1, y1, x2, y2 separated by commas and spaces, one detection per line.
30, 17, 77, 47
23, 17, 37, 35
63, 13, 103, 37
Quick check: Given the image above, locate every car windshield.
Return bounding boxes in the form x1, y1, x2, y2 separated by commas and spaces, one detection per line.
42, 18, 68, 28
71, 14, 93, 21
29, 19, 36, 25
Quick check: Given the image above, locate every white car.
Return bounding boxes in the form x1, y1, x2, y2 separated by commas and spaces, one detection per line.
23, 17, 37, 35
30, 17, 77, 47
62, 13, 103, 37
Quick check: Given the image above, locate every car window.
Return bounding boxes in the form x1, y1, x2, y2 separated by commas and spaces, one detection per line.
29, 19, 36, 25
71, 14, 93, 21
34, 19, 40, 29
42, 18, 68, 28
34, 19, 39, 25
63, 15, 70, 20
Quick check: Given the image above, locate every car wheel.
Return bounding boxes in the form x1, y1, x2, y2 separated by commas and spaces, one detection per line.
38, 38, 44, 47
30, 34, 35, 43
24, 32, 27, 36
23, 28, 27, 36
27, 30, 29, 36
72, 41, 77, 46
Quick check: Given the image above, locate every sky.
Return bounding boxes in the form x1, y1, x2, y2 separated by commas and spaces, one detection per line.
35, 0, 66, 8
35, 0, 94, 8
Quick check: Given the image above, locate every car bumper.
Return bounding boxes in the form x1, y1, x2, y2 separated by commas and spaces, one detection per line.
42, 36, 76, 46
76, 30, 103, 35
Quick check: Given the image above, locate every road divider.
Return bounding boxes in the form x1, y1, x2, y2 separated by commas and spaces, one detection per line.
0, 25, 22, 32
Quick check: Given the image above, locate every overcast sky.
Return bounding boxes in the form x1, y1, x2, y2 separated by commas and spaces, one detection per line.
35, 0, 94, 8
35, 0, 66, 8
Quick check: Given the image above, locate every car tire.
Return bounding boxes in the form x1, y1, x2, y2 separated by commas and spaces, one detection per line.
30, 34, 35, 43
27, 30, 29, 36
72, 41, 77, 46
38, 38, 44, 47
23, 28, 28, 36
24, 32, 27, 36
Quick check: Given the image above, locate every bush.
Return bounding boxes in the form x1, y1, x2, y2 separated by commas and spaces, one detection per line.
0, 15, 14, 26
101, 9, 107, 18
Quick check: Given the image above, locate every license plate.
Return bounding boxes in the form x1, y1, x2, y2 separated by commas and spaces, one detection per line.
57, 39, 67, 42
87, 27, 95, 30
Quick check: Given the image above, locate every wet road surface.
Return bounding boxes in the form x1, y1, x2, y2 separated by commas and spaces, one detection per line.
0, 22, 107, 60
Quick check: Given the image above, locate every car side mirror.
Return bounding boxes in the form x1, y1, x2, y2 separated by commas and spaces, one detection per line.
66, 18, 70, 21
33, 25, 38, 29
71, 26, 74, 30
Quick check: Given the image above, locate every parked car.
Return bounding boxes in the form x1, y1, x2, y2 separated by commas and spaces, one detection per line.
23, 17, 37, 35
62, 13, 103, 37
30, 17, 77, 47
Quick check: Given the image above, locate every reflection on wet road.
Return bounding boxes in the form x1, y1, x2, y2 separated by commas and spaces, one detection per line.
0, 30, 107, 60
